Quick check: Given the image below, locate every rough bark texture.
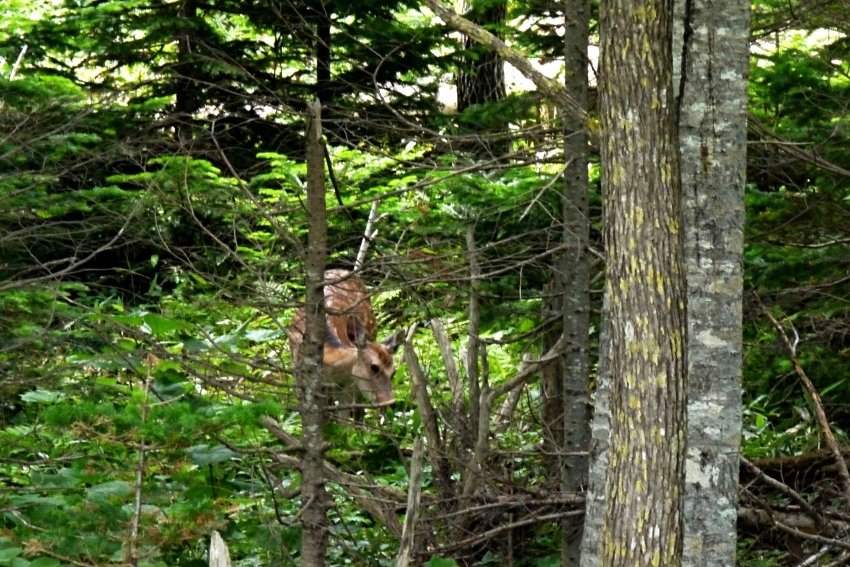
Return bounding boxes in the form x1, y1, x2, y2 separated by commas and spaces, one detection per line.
297, 100, 329, 566
560, 0, 592, 563
457, 0, 508, 159
424, 0, 589, 128
457, 0, 506, 112
674, 0, 749, 564
175, 0, 199, 144
597, 0, 688, 564
579, 296, 612, 567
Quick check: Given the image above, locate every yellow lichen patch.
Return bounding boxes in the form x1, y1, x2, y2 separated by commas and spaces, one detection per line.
666, 216, 680, 234
634, 206, 645, 227
670, 330, 683, 357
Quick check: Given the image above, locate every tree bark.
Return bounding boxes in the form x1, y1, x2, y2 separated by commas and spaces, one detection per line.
457, 0, 506, 112
674, 0, 749, 564
297, 99, 329, 566
175, 0, 199, 144
457, 0, 508, 159
597, 0, 688, 564
423, 0, 589, 129
559, 0, 592, 563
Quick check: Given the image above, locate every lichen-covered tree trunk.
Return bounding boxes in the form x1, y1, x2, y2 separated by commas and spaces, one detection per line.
597, 0, 688, 563
560, 0, 591, 563
674, 0, 749, 564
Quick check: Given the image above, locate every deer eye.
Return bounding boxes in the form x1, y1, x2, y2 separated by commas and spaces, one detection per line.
370, 364, 381, 375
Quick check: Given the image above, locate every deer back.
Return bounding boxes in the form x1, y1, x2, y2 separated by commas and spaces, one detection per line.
323, 269, 377, 345
288, 269, 403, 407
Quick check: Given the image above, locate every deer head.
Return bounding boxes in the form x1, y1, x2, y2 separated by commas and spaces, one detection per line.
289, 269, 404, 406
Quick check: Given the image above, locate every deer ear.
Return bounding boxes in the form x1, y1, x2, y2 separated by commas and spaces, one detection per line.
347, 316, 368, 349
382, 329, 406, 354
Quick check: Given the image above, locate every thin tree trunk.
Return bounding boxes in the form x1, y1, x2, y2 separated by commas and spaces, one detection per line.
560, 0, 591, 562
597, 0, 688, 563
674, 0, 749, 564
579, 295, 612, 567
297, 99, 329, 566
315, 9, 332, 103
175, 0, 199, 144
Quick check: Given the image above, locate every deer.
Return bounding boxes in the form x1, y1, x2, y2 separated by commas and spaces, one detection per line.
288, 269, 405, 409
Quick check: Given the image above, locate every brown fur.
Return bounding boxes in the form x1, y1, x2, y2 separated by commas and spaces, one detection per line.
289, 270, 404, 406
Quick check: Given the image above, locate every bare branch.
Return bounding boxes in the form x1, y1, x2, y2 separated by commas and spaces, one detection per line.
762, 305, 850, 509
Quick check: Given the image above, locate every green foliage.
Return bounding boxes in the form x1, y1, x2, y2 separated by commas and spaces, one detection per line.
6, 0, 847, 564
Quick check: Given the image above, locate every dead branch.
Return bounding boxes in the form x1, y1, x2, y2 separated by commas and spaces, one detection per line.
762, 306, 850, 510
430, 319, 463, 411
397, 436, 425, 567
403, 325, 453, 497
262, 417, 405, 537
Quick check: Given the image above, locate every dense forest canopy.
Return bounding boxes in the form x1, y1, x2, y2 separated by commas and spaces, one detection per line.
1, 0, 849, 565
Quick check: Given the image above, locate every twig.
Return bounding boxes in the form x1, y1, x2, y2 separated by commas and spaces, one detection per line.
430, 319, 463, 412
741, 456, 826, 529
404, 326, 453, 496
396, 436, 425, 567
10, 45, 27, 80
354, 200, 382, 270
431, 510, 583, 554
128, 356, 154, 566
762, 305, 850, 510
462, 223, 484, 501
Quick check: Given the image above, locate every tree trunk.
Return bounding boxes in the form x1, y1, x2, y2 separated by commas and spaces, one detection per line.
559, 0, 592, 563
297, 99, 329, 566
457, 0, 508, 159
315, 9, 332, 104
597, 0, 688, 564
175, 0, 199, 144
674, 0, 749, 564
457, 0, 506, 112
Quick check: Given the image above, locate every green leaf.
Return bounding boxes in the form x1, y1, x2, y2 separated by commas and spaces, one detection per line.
243, 328, 281, 342
140, 313, 191, 336
187, 444, 237, 466
424, 558, 458, 567
86, 481, 134, 501
0, 546, 22, 562
20, 389, 65, 404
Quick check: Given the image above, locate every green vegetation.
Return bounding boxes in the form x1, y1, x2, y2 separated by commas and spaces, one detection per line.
1, 0, 848, 565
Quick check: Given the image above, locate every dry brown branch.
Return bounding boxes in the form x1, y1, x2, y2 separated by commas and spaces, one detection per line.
262, 416, 405, 537
430, 319, 463, 410
741, 456, 826, 529
397, 436, 425, 567
403, 325, 453, 497
462, 223, 489, 502
749, 117, 850, 178
430, 510, 584, 555
740, 495, 850, 552
762, 306, 850, 509
421, 0, 589, 130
